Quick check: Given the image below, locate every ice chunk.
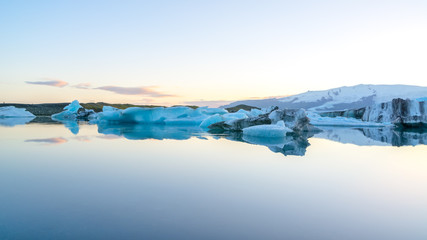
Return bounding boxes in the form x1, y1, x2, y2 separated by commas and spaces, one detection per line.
63, 100, 82, 113
222, 112, 248, 122
242, 121, 292, 138
52, 100, 83, 120
247, 108, 264, 117
102, 106, 120, 112
0, 106, 35, 118
197, 107, 228, 115
98, 106, 230, 126
307, 112, 388, 127
199, 114, 224, 128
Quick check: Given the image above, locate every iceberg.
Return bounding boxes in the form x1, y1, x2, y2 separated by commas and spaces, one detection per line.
242, 121, 292, 138
51, 100, 96, 121
318, 98, 427, 128
0, 106, 35, 118
97, 105, 246, 127
199, 114, 225, 128
362, 98, 427, 128
307, 112, 388, 127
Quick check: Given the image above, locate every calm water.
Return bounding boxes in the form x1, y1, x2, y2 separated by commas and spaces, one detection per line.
0, 120, 426, 240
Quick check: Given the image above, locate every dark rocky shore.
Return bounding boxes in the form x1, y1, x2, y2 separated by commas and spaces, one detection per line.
0, 102, 164, 116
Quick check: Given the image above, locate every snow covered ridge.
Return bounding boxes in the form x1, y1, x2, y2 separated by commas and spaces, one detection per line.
0, 106, 35, 118
223, 84, 427, 111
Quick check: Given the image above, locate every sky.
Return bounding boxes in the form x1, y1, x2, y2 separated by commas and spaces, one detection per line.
1, 0, 426, 106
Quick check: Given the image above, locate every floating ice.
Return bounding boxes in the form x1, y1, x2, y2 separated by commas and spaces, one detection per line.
242, 121, 292, 138
0, 106, 35, 118
199, 114, 224, 128
307, 112, 388, 127
362, 98, 427, 127
97, 105, 247, 127
197, 107, 228, 115
52, 100, 83, 120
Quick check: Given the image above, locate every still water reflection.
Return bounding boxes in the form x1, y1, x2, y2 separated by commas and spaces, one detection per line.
0, 120, 426, 239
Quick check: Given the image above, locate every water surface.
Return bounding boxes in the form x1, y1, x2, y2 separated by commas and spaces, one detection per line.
0, 122, 426, 239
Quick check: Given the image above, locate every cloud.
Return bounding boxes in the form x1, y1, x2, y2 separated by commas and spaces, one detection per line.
26, 79, 68, 87
25, 137, 68, 145
96, 86, 176, 97
72, 83, 92, 89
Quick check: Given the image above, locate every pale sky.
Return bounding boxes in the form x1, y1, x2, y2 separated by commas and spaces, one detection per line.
1, 0, 426, 106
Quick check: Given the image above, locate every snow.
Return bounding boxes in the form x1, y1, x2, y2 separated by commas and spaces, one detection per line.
52, 100, 83, 120
0, 106, 35, 118
279, 84, 427, 111
242, 121, 292, 138
224, 84, 427, 111
307, 112, 389, 127
417, 97, 427, 102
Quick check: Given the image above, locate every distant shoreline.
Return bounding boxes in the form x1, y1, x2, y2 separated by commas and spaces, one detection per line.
0, 102, 256, 116
0, 103, 164, 116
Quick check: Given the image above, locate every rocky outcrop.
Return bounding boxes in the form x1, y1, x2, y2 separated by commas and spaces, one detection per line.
268, 109, 311, 132
208, 114, 272, 131
76, 108, 97, 120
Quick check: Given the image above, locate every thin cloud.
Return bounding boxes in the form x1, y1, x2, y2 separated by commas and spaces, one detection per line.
96, 86, 176, 98
25, 137, 68, 145
72, 83, 92, 89
26, 79, 68, 87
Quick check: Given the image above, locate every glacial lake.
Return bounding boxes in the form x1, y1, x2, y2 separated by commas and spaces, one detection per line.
0, 120, 426, 240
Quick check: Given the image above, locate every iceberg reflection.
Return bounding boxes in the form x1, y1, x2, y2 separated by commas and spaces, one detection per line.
315, 127, 427, 147
0, 116, 35, 127
97, 123, 207, 140
97, 123, 313, 156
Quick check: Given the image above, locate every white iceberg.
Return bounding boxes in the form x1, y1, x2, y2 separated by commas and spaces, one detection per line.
307, 112, 388, 127
242, 121, 292, 138
0, 106, 35, 118
361, 98, 426, 127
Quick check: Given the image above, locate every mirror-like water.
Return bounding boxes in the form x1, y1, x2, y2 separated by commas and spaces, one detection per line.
0, 121, 426, 239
